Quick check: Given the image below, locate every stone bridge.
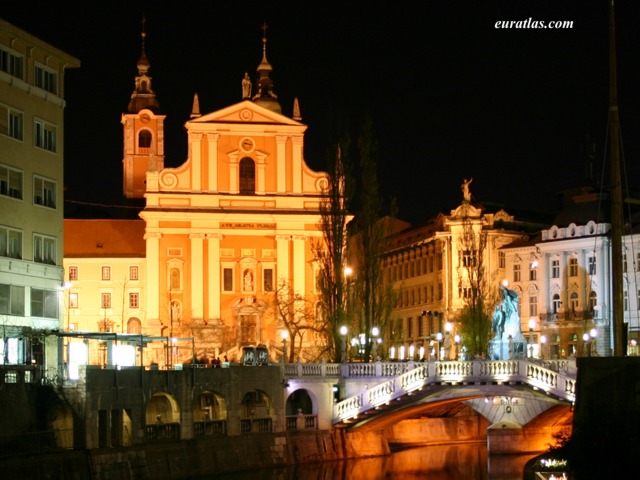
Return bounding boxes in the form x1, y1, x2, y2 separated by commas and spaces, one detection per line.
284, 359, 576, 432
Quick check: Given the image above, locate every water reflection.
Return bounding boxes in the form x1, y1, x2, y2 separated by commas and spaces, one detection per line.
207, 443, 537, 480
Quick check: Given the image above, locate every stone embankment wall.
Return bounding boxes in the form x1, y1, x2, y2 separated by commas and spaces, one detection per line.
0, 429, 389, 480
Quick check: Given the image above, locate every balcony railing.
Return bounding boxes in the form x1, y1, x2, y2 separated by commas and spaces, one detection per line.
539, 310, 595, 323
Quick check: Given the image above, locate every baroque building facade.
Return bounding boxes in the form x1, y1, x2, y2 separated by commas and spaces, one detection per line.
0, 18, 79, 371
62, 25, 330, 368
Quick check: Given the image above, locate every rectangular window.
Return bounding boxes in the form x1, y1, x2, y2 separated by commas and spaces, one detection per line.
499, 251, 506, 269
69, 292, 78, 309
0, 104, 24, 140
569, 258, 578, 277
31, 288, 58, 318
437, 253, 443, 271
33, 176, 56, 208
223, 268, 233, 291
529, 294, 538, 316
588, 256, 596, 275
513, 264, 521, 282
0, 284, 25, 316
0, 225, 22, 259
0, 164, 23, 200
263, 268, 273, 291
623, 253, 628, 273
552, 260, 560, 279
101, 293, 111, 309
33, 234, 55, 264
102, 266, 111, 281
529, 263, 537, 281
0, 47, 24, 79
129, 265, 139, 281
407, 317, 412, 338
68, 265, 78, 281
34, 64, 58, 94
34, 119, 57, 152
129, 292, 139, 309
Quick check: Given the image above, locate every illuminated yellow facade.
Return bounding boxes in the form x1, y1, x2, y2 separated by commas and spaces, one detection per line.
64, 26, 329, 365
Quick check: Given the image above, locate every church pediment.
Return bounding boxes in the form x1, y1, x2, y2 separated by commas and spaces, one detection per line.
189, 100, 303, 127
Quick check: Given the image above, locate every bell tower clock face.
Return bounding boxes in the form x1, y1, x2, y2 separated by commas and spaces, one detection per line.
240, 137, 255, 152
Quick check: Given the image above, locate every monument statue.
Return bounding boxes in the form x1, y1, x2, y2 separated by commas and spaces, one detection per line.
242, 72, 252, 99
461, 178, 473, 202
489, 284, 526, 359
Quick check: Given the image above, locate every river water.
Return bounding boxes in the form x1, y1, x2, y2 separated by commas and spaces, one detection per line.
205, 443, 537, 480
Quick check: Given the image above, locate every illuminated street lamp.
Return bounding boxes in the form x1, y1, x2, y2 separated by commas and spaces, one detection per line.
371, 326, 380, 360
454, 334, 461, 361
540, 335, 547, 360
528, 318, 536, 358
340, 326, 348, 363
444, 322, 453, 361
590, 328, 598, 356
435, 332, 443, 361
281, 330, 288, 363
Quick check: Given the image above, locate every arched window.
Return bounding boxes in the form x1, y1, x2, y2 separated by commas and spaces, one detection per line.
552, 294, 561, 314
239, 157, 255, 194
127, 317, 142, 334
138, 130, 152, 148
589, 291, 597, 312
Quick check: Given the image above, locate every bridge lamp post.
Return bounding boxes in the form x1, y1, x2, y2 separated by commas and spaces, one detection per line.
528, 319, 536, 358
340, 326, 348, 363
371, 326, 379, 360
582, 332, 590, 357
540, 335, 547, 360
435, 332, 443, 361
590, 328, 598, 356
454, 334, 461, 361
444, 322, 453, 361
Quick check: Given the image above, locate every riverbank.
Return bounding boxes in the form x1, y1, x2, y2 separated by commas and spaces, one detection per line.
0, 429, 390, 479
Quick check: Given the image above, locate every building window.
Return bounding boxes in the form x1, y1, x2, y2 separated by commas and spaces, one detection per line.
129, 265, 139, 281
0, 104, 23, 140
31, 288, 58, 318
33, 176, 56, 208
33, 234, 55, 264
68, 292, 78, 309
68, 265, 78, 281
263, 268, 274, 291
570, 292, 579, 312
589, 291, 597, 312
462, 250, 475, 267
101, 293, 111, 309
513, 264, 521, 282
0, 164, 23, 200
624, 290, 628, 311
101, 266, 111, 281
127, 317, 142, 334
553, 294, 561, 314
223, 268, 233, 291
129, 292, 139, 309
239, 157, 255, 194
0, 225, 22, 259
529, 294, 537, 316
34, 119, 57, 152
34, 64, 57, 94
623, 253, 627, 273
529, 263, 537, 281
407, 317, 412, 339
568, 258, 578, 277
0, 284, 25, 316
551, 260, 560, 279
499, 251, 505, 269
588, 255, 596, 275
0, 47, 24, 79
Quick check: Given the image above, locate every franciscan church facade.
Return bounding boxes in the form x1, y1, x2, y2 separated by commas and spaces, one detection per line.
64, 25, 330, 367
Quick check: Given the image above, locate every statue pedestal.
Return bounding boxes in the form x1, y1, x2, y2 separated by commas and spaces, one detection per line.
489, 334, 527, 360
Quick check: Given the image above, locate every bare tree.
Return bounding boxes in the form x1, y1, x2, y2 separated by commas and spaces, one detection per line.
456, 208, 496, 358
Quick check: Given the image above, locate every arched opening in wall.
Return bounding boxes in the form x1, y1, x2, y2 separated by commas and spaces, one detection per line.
193, 391, 227, 437
138, 129, 152, 148
145, 392, 181, 442
285, 388, 313, 415
127, 317, 141, 334
239, 314, 257, 345
240, 390, 272, 433
239, 157, 255, 194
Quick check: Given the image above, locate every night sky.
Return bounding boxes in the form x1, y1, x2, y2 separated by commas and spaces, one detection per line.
4, 1, 639, 224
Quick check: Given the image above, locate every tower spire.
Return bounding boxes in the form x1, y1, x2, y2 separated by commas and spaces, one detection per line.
252, 22, 281, 113
127, 15, 160, 113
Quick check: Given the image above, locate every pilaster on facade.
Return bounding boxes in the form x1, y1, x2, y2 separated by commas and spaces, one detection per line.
206, 133, 220, 192
275, 135, 287, 193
